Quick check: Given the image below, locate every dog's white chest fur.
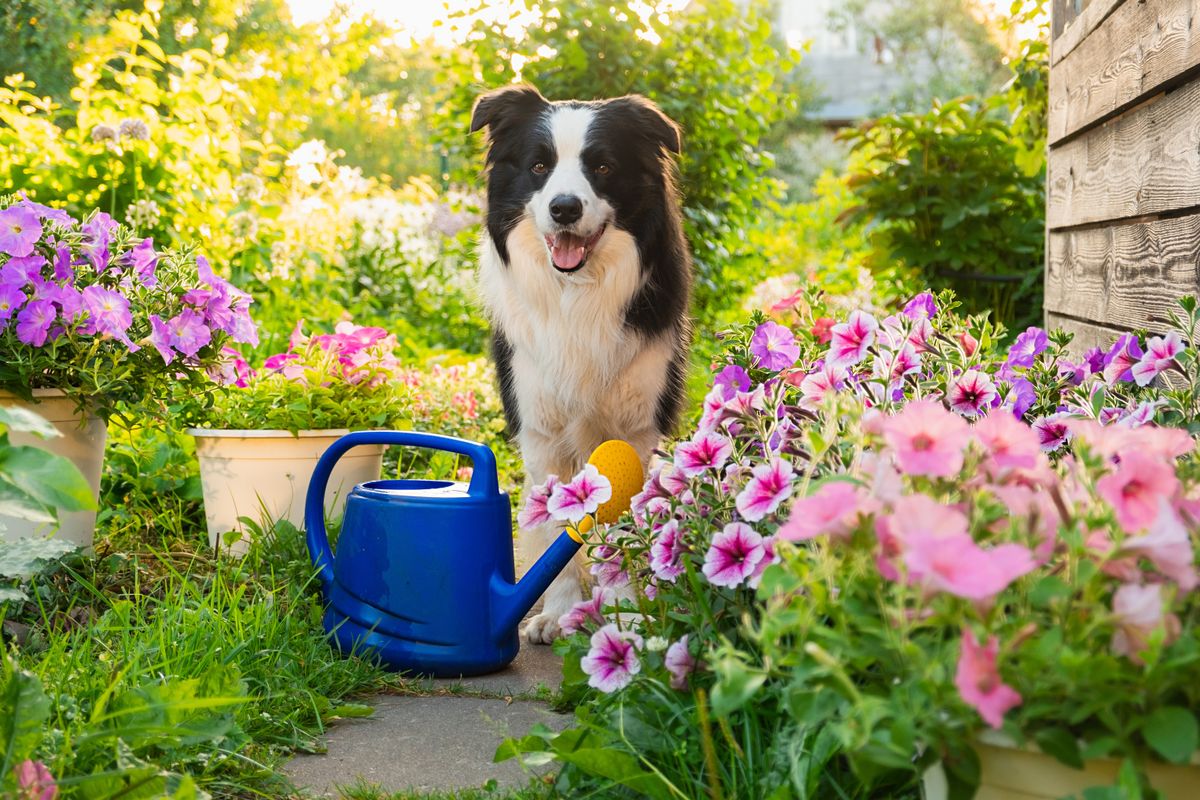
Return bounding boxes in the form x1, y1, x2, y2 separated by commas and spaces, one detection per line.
478, 217, 670, 479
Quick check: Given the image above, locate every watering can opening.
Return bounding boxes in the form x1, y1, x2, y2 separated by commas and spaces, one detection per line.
356, 478, 464, 498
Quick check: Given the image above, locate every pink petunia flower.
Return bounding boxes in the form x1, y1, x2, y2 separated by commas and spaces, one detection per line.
547, 464, 613, 523
13, 760, 57, 800
902, 516, 1036, 602
811, 316, 835, 344
518, 475, 561, 528
674, 431, 734, 478
973, 411, 1041, 474
665, 635, 697, 690
580, 624, 642, 692
1131, 331, 1185, 386
882, 400, 971, 477
650, 519, 687, 582
948, 370, 998, 417
749, 321, 800, 371
955, 629, 1022, 729
734, 457, 794, 521
559, 587, 611, 635
799, 361, 849, 411
1095, 451, 1179, 533
702, 522, 766, 588
748, 535, 779, 588
1111, 583, 1181, 663
1122, 499, 1199, 591
1032, 413, 1072, 452
959, 330, 979, 356
778, 481, 874, 542
827, 310, 878, 368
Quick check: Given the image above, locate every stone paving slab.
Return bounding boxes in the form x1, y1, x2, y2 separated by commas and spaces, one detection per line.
420, 642, 563, 697
284, 695, 570, 797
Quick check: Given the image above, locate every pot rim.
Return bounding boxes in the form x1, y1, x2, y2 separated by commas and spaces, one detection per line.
185, 428, 358, 438
0, 388, 73, 399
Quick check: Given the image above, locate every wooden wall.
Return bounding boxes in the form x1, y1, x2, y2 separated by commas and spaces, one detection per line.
1045, 0, 1200, 350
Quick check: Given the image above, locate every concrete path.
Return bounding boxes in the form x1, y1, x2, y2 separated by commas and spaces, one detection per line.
284, 644, 568, 797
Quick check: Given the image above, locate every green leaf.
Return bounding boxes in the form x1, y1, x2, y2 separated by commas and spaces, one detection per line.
1143, 707, 1199, 764
0, 537, 77, 580
710, 653, 767, 718
0, 478, 55, 523
1035, 727, 1083, 769
0, 660, 52, 777
0, 407, 59, 438
0, 444, 96, 513
325, 702, 374, 720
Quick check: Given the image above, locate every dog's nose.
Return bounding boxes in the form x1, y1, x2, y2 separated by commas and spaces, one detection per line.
549, 195, 583, 225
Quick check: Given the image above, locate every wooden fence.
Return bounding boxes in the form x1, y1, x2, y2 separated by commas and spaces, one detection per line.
1046, 0, 1200, 350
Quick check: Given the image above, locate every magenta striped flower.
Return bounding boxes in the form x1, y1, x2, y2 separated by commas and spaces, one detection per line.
827, 310, 878, 368
702, 522, 766, 588
948, 370, 998, 417
1102, 334, 1144, 385
734, 457, 793, 521
558, 587, 610, 635
518, 475, 561, 528
580, 624, 642, 693
674, 430, 734, 478
665, 635, 697, 690
546, 464, 612, 523
1131, 331, 1185, 386
649, 519, 686, 582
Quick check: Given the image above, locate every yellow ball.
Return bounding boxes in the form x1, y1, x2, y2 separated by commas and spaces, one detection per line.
575, 440, 644, 535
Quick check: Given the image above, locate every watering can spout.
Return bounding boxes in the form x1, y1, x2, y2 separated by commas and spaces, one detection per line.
490, 529, 583, 642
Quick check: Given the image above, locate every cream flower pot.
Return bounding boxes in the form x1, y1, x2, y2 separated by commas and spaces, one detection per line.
187, 428, 383, 556
923, 730, 1200, 799
0, 389, 106, 548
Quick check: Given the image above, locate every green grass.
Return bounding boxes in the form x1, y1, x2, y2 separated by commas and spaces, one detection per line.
337, 777, 558, 800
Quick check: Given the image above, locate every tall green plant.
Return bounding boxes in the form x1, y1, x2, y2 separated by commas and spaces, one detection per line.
434, 0, 797, 318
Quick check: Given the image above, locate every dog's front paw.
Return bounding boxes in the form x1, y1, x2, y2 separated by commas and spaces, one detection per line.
522, 611, 563, 645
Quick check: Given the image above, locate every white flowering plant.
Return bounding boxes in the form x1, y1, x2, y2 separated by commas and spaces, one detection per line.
500, 291, 1200, 799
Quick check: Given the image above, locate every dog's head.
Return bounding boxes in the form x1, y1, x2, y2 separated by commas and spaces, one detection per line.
470, 85, 681, 273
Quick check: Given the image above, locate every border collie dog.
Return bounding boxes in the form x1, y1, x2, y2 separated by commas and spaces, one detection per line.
470, 85, 692, 643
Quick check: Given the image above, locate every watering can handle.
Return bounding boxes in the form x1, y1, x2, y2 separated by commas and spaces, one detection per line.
304, 430, 500, 589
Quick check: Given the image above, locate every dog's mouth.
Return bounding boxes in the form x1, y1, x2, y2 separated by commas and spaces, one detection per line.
544, 225, 607, 273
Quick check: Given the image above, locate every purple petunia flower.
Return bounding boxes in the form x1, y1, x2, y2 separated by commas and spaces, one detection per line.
166, 308, 212, 357
0, 254, 46, 288
749, 321, 800, 371
81, 285, 136, 349
902, 291, 938, 320
713, 364, 751, 400
580, 624, 642, 693
47, 283, 84, 323
125, 237, 159, 287
52, 244, 74, 282
1006, 326, 1048, 368
18, 196, 75, 227
0, 283, 24, 327
702, 522, 767, 588
1082, 346, 1106, 374
15, 299, 55, 346
1102, 334, 1144, 385
147, 314, 175, 364
81, 212, 118, 272
0, 205, 42, 257
1001, 377, 1036, 418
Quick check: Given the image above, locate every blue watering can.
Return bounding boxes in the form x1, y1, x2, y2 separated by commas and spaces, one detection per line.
304, 430, 641, 677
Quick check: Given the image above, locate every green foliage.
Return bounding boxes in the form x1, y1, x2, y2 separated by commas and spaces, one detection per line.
0, 406, 94, 536
434, 0, 797, 318
839, 97, 1044, 329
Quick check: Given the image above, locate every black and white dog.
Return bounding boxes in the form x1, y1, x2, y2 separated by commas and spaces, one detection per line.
470, 85, 692, 643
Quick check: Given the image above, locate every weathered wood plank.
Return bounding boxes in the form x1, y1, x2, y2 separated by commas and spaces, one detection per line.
1045, 313, 1129, 355
1046, 79, 1200, 229
1049, 0, 1200, 144
1045, 214, 1200, 331
1052, 0, 1126, 66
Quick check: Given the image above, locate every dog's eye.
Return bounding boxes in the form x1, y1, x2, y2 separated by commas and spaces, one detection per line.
594, 164, 611, 176
531, 162, 547, 175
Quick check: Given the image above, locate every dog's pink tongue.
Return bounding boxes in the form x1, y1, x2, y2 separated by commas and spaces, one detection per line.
551, 235, 586, 270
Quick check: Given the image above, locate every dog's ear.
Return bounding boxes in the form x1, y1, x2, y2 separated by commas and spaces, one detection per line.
470, 84, 548, 134
612, 95, 682, 155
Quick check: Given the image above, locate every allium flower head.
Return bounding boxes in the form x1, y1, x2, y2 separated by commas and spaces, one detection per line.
702, 522, 766, 588
749, 321, 800, 371
827, 310, 878, 368
91, 123, 117, 143
955, 629, 1022, 729
118, 117, 150, 140
882, 400, 971, 477
580, 624, 642, 693
948, 369, 998, 417
0, 205, 42, 257
546, 463, 613, 523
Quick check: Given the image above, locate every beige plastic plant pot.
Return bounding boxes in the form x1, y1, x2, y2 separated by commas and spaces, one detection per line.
922, 730, 1200, 799
188, 428, 384, 557
0, 389, 106, 549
